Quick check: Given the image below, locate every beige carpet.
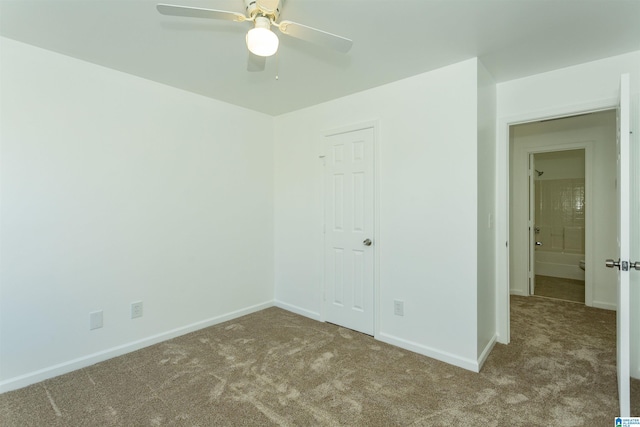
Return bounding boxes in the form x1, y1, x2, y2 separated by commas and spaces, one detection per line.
534, 275, 585, 304
1, 296, 638, 426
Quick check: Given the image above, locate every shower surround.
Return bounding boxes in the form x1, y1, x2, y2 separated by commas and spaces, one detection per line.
534, 177, 585, 281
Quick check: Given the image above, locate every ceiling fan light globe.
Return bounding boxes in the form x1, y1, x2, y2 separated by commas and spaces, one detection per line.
246, 27, 279, 57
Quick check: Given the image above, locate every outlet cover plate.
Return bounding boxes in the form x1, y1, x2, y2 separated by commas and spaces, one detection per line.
90, 310, 103, 330
131, 301, 143, 319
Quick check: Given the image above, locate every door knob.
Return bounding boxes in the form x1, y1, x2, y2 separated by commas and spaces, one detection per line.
363, 238, 372, 246
630, 261, 640, 271
535, 241, 542, 246
605, 259, 621, 269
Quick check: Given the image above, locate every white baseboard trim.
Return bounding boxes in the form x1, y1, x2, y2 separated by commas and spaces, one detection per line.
591, 300, 616, 311
510, 289, 528, 297
0, 300, 274, 394
274, 300, 321, 322
275, 304, 490, 373
477, 334, 498, 371
377, 332, 480, 373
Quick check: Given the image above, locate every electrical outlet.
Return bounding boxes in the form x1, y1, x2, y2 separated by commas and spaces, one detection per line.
90, 310, 103, 330
131, 301, 143, 319
394, 300, 404, 316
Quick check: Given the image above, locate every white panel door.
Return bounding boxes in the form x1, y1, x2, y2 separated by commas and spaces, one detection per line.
323, 127, 375, 335
611, 73, 631, 417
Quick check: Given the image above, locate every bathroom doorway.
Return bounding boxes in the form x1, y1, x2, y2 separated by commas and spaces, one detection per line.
531, 150, 586, 303
509, 110, 617, 309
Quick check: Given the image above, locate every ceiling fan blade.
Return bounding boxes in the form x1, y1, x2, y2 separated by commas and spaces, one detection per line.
157, 4, 247, 22
277, 20, 352, 53
247, 52, 266, 72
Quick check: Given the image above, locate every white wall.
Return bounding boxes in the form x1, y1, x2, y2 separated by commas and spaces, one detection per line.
495, 51, 640, 378
274, 58, 492, 370
476, 61, 497, 360
0, 38, 275, 391
497, 52, 640, 118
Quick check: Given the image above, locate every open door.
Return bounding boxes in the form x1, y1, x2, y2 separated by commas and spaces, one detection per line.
631, 81, 640, 393
606, 73, 632, 417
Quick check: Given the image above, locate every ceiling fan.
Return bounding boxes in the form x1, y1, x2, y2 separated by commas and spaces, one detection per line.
157, 0, 353, 72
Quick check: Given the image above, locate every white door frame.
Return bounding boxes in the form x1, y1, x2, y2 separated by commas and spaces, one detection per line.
497, 99, 617, 344
318, 120, 381, 337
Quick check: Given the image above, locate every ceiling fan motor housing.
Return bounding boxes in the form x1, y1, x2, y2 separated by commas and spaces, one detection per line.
245, 0, 281, 21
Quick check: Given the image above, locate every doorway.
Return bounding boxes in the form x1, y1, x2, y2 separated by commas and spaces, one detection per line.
508, 110, 617, 310
531, 150, 586, 303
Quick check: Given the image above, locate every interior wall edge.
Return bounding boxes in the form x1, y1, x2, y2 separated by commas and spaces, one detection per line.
477, 334, 498, 372
0, 300, 274, 395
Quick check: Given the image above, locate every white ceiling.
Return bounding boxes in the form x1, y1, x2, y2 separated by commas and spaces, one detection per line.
2, 0, 639, 116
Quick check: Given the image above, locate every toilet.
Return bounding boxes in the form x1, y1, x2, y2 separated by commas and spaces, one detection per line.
579, 260, 585, 270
